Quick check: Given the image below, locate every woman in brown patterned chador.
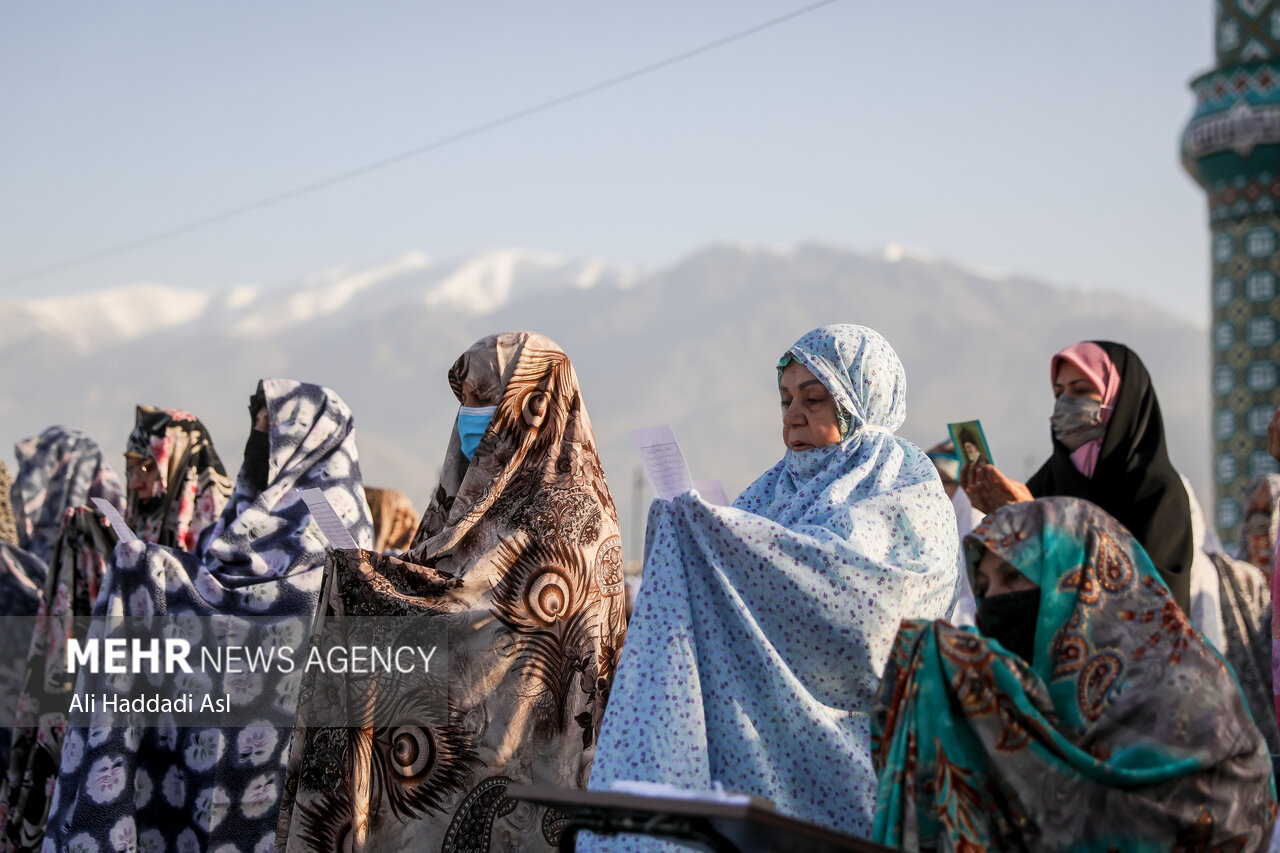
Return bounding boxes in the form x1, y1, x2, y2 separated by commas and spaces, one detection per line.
277, 331, 627, 852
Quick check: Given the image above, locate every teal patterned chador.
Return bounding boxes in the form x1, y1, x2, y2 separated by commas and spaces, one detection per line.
872, 497, 1276, 851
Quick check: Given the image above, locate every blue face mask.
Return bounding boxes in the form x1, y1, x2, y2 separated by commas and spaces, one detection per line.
457, 405, 497, 460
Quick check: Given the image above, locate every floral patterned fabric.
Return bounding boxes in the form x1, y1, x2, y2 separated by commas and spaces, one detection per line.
43, 379, 373, 853
3, 507, 115, 853
1254, 477, 1280, 730
1213, 550, 1280, 753
3, 409, 228, 853
584, 325, 960, 848
10, 428, 124, 565
1246, 474, 1280, 571
0, 543, 46, 776
276, 332, 627, 852
124, 407, 232, 552
872, 497, 1276, 852
0, 463, 41, 774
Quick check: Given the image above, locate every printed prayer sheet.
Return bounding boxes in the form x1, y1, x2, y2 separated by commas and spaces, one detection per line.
298, 488, 360, 550
91, 497, 137, 543
630, 425, 694, 501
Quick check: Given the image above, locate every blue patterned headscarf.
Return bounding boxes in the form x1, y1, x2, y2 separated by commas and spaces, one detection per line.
585, 325, 960, 847
743, 324, 919, 525
776, 324, 906, 440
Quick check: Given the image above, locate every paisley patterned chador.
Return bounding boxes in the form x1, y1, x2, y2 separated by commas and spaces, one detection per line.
276, 332, 626, 852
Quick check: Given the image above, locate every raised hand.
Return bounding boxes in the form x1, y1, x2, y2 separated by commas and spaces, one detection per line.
959, 459, 1033, 514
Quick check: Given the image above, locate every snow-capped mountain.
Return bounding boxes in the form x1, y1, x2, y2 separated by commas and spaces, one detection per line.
2, 249, 644, 345
0, 243, 1209, 557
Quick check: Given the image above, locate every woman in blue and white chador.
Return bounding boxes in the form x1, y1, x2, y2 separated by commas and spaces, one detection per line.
586, 324, 961, 844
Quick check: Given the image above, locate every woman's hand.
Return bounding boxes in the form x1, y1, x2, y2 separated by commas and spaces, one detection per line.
960, 459, 1033, 514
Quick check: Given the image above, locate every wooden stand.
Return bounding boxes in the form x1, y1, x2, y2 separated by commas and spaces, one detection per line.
507, 784, 893, 853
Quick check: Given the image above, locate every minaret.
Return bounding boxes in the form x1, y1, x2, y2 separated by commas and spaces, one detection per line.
1182, 0, 1280, 542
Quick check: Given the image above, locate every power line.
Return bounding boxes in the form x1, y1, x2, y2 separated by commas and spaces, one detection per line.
1, 0, 840, 290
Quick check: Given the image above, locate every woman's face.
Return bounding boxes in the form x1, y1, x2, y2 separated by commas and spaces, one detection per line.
975, 549, 1038, 597
1244, 483, 1276, 569
779, 362, 842, 451
1052, 361, 1102, 401
125, 455, 161, 498
460, 380, 494, 408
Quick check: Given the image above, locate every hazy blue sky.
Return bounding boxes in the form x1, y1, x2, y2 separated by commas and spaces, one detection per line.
2, 2, 1218, 321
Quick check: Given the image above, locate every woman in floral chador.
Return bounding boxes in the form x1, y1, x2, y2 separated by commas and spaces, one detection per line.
5, 411, 228, 853
585, 325, 959, 848
44, 380, 373, 853
9, 427, 123, 565
123, 406, 232, 552
2, 430, 124, 853
0, 462, 45, 775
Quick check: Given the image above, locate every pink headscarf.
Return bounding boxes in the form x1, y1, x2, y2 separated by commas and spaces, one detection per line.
1051, 342, 1121, 478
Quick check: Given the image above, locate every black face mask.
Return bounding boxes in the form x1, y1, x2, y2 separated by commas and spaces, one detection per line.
242, 429, 270, 493
976, 588, 1041, 665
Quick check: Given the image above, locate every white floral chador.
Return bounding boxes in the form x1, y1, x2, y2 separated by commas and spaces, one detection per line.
585, 325, 961, 847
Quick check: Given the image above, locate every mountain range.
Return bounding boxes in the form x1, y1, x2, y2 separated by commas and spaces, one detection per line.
1, 243, 1210, 558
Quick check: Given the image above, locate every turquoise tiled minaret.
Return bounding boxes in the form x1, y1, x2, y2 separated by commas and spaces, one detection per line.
1182, 0, 1280, 542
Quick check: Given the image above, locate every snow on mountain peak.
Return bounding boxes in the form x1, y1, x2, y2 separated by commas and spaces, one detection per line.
420, 248, 641, 315
11, 282, 210, 354
0, 248, 643, 351
881, 242, 937, 264
423, 249, 563, 315
229, 251, 431, 337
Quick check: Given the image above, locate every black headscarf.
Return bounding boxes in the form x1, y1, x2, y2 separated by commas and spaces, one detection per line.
1026, 341, 1193, 612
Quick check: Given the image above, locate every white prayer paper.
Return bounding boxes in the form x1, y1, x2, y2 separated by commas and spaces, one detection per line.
298, 488, 359, 551
91, 498, 137, 543
693, 479, 730, 506
630, 425, 693, 501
